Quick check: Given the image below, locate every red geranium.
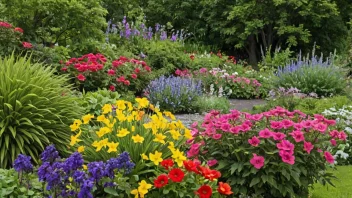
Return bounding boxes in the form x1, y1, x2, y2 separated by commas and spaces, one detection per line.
14, 27, 23, 33
168, 168, 185, 182
161, 159, 174, 170
109, 85, 115, 91
196, 185, 212, 198
77, 74, 86, 81
134, 68, 140, 73
123, 80, 130, 86
0, 21, 12, 28
154, 174, 169, 188
131, 73, 137, 79
217, 182, 233, 195
198, 166, 221, 181
183, 160, 200, 173
22, 42, 33, 49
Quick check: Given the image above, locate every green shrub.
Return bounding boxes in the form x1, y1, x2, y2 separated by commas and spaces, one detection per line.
0, 55, 83, 168
0, 169, 42, 197
194, 96, 230, 113
80, 89, 120, 115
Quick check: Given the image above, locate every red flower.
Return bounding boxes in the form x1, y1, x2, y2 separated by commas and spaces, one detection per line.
61, 67, 68, 72
123, 80, 130, 86
168, 168, 185, 182
131, 73, 137, 79
160, 159, 174, 170
183, 160, 200, 173
112, 60, 123, 67
196, 185, 212, 198
22, 42, 33, 49
0, 21, 12, 28
134, 68, 140, 73
144, 66, 151, 72
217, 182, 233, 195
77, 74, 86, 81
154, 174, 169, 188
14, 27, 23, 33
198, 166, 221, 181
190, 54, 195, 60
107, 69, 115, 76
109, 85, 115, 91
116, 76, 126, 83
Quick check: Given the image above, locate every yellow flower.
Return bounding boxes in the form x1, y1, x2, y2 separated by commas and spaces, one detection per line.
102, 118, 115, 128
153, 133, 166, 144
117, 128, 130, 137
141, 153, 149, 160
117, 113, 126, 122
168, 142, 175, 152
135, 98, 149, 109
149, 151, 163, 165
96, 127, 112, 138
184, 129, 193, 139
116, 100, 126, 110
138, 180, 152, 195
164, 111, 176, 120
149, 104, 155, 111
172, 149, 187, 167
127, 115, 134, 122
70, 131, 82, 146
132, 135, 144, 143
70, 119, 82, 131
77, 146, 85, 153
107, 142, 119, 153
169, 129, 181, 140
97, 115, 106, 122
131, 189, 139, 198
83, 165, 87, 170
92, 138, 109, 151
127, 102, 133, 111
82, 114, 94, 124
102, 104, 112, 114
131, 126, 135, 132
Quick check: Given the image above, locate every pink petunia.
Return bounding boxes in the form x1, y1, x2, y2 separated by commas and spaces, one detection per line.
324, 151, 335, 164
259, 128, 273, 138
212, 133, 222, 140
289, 131, 305, 142
329, 130, 339, 138
248, 136, 261, 147
330, 139, 337, 146
282, 119, 294, 129
250, 154, 265, 169
276, 140, 295, 151
303, 141, 314, 154
270, 121, 284, 130
207, 159, 218, 167
279, 150, 295, 165
313, 123, 328, 133
272, 132, 286, 141
338, 131, 347, 141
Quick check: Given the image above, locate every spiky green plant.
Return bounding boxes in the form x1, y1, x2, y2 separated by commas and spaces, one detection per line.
0, 54, 83, 168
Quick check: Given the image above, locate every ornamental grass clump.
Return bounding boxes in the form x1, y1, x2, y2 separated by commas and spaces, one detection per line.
276, 53, 346, 97
144, 76, 202, 113
69, 98, 192, 179
0, 55, 82, 168
188, 107, 347, 198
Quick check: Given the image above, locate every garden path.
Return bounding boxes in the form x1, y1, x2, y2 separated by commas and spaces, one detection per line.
175, 99, 266, 127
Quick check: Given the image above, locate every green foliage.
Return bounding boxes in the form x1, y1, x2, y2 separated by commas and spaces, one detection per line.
0, 169, 42, 197
259, 47, 294, 72
0, 55, 83, 168
80, 89, 120, 115
194, 96, 230, 113
275, 66, 346, 97
0, 22, 27, 57
1, 0, 107, 47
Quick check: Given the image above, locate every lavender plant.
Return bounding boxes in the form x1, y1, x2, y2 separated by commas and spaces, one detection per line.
275, 52, 346, 97
144, 75, 202, 113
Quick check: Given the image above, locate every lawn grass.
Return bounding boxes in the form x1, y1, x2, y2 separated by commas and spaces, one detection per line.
310, 166, 352, 198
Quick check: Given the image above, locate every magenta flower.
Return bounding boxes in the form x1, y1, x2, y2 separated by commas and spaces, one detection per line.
313, 123, 327, 133
281, 119, 294, 129
212, 133, 222, 140
270, 121, 284, 130
324, 151, 335, 164
279, 150, 295, 165
276, 140, 294, 151
272, 132, 286, 141
77, 74, 86, 81
330, 139, 337, 146
107, 69, 115, 76
329, 130, 339, 138
259, 128, 273, 139
338, 131, 347, 141
250, 154, 265, 169
289, 131, 305, 142
207, 159, 218, 167
248, 136, 260, 147
303, 141, 314, 154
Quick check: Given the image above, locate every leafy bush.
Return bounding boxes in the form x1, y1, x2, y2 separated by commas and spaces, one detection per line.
259, 46, 294, 72
276, 54, 346, 97
144, 76, 203, 113
80, 89, 120, 115
0, 168, 42, 197
188, 107, 346, 197
194, 96, 230, 113
0, 21, 33, 56
0, 55, 83, 168
69, 98, 191, 179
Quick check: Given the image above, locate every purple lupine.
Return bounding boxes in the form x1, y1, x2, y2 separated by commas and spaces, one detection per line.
160, 31, 167, 40
155, 23, 160, 32
14, 154, 33, 173
125, 23, 131, 38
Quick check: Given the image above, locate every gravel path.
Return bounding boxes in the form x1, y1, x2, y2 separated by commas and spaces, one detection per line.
175, 99, 266, 127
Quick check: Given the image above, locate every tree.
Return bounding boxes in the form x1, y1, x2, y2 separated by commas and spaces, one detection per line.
1, 0, 107, 47
200, 0, 339, 66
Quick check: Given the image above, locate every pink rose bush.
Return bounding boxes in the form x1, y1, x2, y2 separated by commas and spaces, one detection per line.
60, 54, 152, 93
187, 107, 347, 197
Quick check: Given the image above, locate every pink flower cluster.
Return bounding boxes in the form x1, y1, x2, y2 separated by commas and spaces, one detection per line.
232, 77, 261, 87
1, 21, 32, 49
0, 21, 12, 28
188, 107, 347, 169
175, 69, 192, 77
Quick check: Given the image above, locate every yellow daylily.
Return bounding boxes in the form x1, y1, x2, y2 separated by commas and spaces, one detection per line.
97, 115, 106, 122
171, 149, 187, 167
153, 133, 166, 144
70, 119, 82, 131
117, 128, 130, 137
92, 138, 109, 151
82, 114, 94, 124
164, 111, 176, 120
132, 135, 144, 143
169, 129, 181, 140
138, 180, 152, 195
149, 151, 163, 165
131, 126, 135, 132
70, 130, 82, 146
77, 146, 85, 153
131, 189, 139, 198
141, 153, 149, 160
184, 128, 193, 139
116, 100, 126, 110
102, 104, 112, 114
96, 127, 112, 138
135, 98, 149, 109
107, 142, 119, 153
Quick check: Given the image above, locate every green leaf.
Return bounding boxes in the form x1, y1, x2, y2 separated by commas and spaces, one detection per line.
104, 187, 119, 196
249, 177, 260, 187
